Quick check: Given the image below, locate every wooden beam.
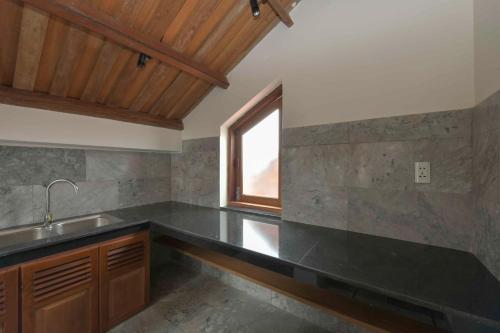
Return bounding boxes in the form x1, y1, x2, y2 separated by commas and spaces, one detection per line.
266, 0, 294, 27
21, 0, 229, 89
0, 86, 183, 130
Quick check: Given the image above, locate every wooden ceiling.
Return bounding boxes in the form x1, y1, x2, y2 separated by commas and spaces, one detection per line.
0, 0, 295, 130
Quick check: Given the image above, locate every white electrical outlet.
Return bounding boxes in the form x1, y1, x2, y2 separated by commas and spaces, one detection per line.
415, 162, 431, 184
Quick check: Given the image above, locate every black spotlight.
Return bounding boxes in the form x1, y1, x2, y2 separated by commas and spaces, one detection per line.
137, 53, 151, 68
250, 0, 260, 17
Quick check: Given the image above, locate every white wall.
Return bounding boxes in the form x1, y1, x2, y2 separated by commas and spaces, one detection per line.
0, 104, 182, 151
183, 0, 475, 139
474, 0, 500, 104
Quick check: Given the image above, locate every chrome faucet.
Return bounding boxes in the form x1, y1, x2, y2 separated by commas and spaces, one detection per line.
44, 179, 79, 229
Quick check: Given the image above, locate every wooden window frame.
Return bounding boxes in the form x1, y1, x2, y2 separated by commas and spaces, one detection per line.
227, 86, 282, 214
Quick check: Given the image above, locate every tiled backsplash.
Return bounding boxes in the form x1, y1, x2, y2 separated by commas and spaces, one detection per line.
0, 148, 171, 229
171, 137, 219, 208
282, 109, 473, 252
472, 89, 500, 280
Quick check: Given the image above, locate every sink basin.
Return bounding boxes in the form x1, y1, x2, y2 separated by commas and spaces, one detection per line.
0, 226, 51, 247
52, 214, 122, 234
0, 214, 123, 248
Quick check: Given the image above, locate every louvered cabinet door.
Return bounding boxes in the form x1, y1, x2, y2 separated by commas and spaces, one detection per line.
21, 246, 99, 333
0, 266, 19, 333
99, 231, 150, 332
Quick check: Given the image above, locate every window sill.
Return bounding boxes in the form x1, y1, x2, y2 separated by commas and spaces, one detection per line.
226, 201, 282, 216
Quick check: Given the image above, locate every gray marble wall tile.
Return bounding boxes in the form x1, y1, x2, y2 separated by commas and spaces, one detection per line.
118, 177, 170, 208
473, 201, 500, 280
182, 136, 219, 153
282, 144, 350, 229
473, 103, 500, 135
283, 123, 349, 147
349, 109, 472, 143
86, 150, 149, 181
472, 130, 499, 203
474, 90, 500, 135
0, 186, 36, 228
415, 192, 473, 251
413, 138, 472, 194
348, 142, 413, 191
347, 188, 423, 244
282, 187, 348, 229
171, 138, 219, 208
147, 153, 171, 179
283, 145, 350, 189
33, 181, 119, 221
0, 147, 85, 187
472, 89, 500, 280
347, 189, 472, 251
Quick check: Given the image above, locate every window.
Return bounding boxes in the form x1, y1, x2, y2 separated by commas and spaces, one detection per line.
227, 86, 282, 213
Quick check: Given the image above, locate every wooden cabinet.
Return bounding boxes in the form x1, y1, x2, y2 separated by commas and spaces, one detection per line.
0, 266, 19, 333
21, 246, 100, 333
99, 231, 150, 332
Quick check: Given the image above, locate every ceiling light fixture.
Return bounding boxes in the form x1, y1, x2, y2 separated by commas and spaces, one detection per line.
250, 0, 260, 17
137, 53, 151, 68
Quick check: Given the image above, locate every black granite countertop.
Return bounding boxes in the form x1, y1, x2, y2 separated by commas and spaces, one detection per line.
0, 201, 499, 330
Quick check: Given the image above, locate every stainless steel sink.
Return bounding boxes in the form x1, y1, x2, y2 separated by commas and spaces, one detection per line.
0, 225, 52, 247
52, 214, 122, 234
0, 214, 123, 248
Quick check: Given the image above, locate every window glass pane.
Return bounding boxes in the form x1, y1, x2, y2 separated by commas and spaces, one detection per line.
241, 109, 279, 198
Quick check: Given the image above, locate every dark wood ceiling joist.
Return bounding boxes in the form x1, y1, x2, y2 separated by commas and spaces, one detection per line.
0, 86, 183, 129
22, 0, 230, 88
266, 0, 294, 27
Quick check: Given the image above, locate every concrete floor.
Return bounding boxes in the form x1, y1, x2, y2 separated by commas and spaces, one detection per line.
110, 263, 331, 333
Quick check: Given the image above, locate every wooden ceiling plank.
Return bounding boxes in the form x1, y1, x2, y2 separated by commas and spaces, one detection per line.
22, 0, 229, 88
191, 1, 248, 61
172, 1, 291, 121
151, 1, 249, 119
80, 0, 136, 103
217, 2, 284, 73
13, 5, 49, 90
96, 0, 162, 105
127, 0, 224, 113
102, 0, 170, 106
95, 47, 133, 104
162, 0, 200, 45
266, 0, 294, 27
49, 25, 88, 97
0, 85, 183, 130
66, 33, 104, 98
80, 42, 122, 102
138, 0, 247, 116
34, 16, 68, 92
105, 0, 181, 108
103, 0, 187, 109
166, 79, 211, 119
177, 84, 214, 120
150, 73, 196, 116
171, 0, 220, 53
198, 5, 253, 67
0, 0, 23, 86
130, 65, 180, 113
66, 0, 127, 99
